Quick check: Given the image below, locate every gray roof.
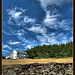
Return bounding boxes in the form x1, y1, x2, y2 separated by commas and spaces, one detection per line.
15, 50, 27, 54
6, 50, 28, 57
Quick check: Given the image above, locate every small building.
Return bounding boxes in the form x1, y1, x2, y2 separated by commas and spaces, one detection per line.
5, 50, 29, 59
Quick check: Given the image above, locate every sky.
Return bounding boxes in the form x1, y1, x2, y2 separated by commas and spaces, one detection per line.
2, 0, 73, 56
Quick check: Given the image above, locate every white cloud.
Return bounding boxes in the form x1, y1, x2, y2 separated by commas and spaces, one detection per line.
24, 16, 36, 23
56, 33, 72, 44
2, 50, 9, 53
62, 37, 67, 40
2, 29, 25, 36
39, 0, 72, 31
57, 33, 68, 40
12, 29, 25, 36
43, 11, 72, 30
44, 11, 57, 25
36, 31, 71, 45
39, 0, 72, 9
37, 36, 47, 42
9, 41, 20, 45
13, 12, 22, 19
26, 45, 31, 49
7, 7, 36, 26
48, 37, 58, 44
3, 45, 9, 48
17, 35, 29, 43
17, 33, 32, 44
10, 11, 22, 19
7, 7, 22, 19
36, 32, 58, 44
2, 30, 15, 35
2, 44, 12, 50
37, 34, 58, 44
42, 11, 60, 29
50, 33, 55, 36
17, 33, 23, 36
58, 19, 72, 30
28, 26, 46, 35
21, 44, 26, 45
57, 33, 64, 37
5, 6, 72, 46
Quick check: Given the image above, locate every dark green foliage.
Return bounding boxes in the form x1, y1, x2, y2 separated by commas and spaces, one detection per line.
25, 42, 73, 59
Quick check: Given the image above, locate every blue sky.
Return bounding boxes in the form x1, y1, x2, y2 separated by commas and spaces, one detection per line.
2, 0, 73, 56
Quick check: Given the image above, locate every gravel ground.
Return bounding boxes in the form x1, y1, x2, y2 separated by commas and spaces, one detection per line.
2, 62, 73, 75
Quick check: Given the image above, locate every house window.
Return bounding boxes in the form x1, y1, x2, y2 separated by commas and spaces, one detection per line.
18, 53, 20, 54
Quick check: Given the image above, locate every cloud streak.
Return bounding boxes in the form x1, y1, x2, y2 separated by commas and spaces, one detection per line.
28, 26, 47, 35
7, 7, 36, 26
2, 50, 10, 53
39, 0, 72, 9
8, 40, 20, 45
2, 44, 12, 50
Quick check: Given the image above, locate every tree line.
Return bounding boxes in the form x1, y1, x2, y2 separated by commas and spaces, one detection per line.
25, 41, 73, 59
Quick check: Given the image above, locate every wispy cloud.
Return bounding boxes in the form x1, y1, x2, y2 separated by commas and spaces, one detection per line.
2, 50, 10, 53
43, 11, 57, 25
36, 32, 58, 44
2, 30, 16, 35
7, 10, 22, 19
28, 26, 46, 35
36, 30, 72, 45
21, 44, 26, 45
24, 16, 36, 23
3, 45, 9, 48
42, 11, 72, 30
26, 45, 31, 49
58, 19, 72, 30
8, 40, 20, 45
39, 0, 72, 9
7, 7, 36, 26
2, 44, 12, 50
37, 36, 47, 42
48, 37, 58, 44
9, 42, 20, 45
38, 0, 73, 31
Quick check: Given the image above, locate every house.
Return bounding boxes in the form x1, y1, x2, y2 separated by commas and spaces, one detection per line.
5, 50, 29, 59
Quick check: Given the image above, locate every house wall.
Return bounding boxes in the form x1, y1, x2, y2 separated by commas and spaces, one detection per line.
17, 52, 26, 59
9, 53, 13, 59
13, 50, 17, 59
5, 56, 9, 59
5, 50, 29, 59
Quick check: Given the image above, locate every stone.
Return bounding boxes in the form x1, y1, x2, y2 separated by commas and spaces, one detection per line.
3, 69, 16, 75
2, 63, 73, 75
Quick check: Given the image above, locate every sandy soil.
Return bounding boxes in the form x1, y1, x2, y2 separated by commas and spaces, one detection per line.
2, 57, 73, 65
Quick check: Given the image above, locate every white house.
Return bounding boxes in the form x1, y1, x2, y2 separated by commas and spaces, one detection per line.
5, 50, 29, 59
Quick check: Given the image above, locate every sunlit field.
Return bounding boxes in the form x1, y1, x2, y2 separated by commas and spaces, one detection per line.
2, 57, 73, 65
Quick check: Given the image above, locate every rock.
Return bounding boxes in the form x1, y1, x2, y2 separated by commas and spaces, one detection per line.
3, 69, 16, 75
2, 63, 73, 75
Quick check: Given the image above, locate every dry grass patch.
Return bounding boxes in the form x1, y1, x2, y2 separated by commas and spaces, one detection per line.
2, 57, 73, 65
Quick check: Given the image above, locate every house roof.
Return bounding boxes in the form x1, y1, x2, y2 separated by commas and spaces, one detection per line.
6, 50, 28, 57
15, 50, 27, 54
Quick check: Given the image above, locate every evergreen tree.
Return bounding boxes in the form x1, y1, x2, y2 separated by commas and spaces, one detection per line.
25, 42, 73, 59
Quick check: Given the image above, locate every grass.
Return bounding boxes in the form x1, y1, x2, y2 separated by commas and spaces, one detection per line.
2, 57, 73, 65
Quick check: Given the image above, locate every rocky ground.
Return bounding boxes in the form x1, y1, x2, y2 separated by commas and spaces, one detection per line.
2, 62, 73, 75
